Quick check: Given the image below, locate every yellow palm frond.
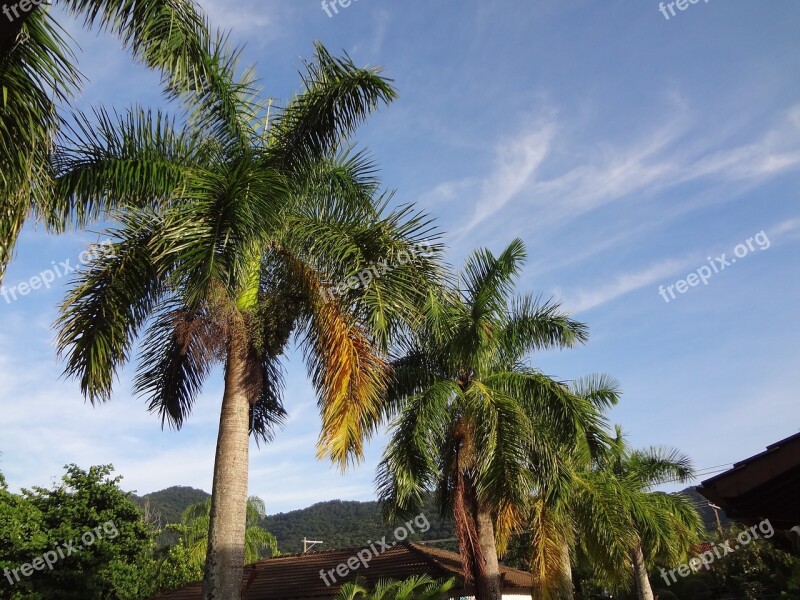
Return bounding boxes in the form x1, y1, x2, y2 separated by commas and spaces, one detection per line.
284, 251, 390, 469
528, 499, 573, 600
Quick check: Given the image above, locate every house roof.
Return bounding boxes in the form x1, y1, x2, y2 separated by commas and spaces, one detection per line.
698, 431, 800, 530
153, 542, 532, 600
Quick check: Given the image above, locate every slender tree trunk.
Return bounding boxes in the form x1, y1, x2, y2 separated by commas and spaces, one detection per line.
475, 509, 502, 600
202, 342, 259, 600
631, 545, 655, 600
558, 540, 574, 600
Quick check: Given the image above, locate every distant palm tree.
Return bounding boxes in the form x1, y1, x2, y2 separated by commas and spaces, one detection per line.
55, 44, 442, 600
0, 0, 216, 279
170, 496, 278, 568
335, 575, 456, 600
521, 376, 629, 600
377, 239, 600, 600
521, 423, 700, 600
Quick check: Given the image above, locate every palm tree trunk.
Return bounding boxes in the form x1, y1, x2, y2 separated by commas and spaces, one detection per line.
202, 342, 258, 600
631, 544, 655, 600
475, 509, 502, 600
558, 540, 574, 600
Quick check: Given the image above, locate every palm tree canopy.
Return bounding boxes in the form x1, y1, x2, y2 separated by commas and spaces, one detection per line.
54, 43, 444, 469
1, 0, 220, 279
169, 495, 278, 567
377, 239, 600, 544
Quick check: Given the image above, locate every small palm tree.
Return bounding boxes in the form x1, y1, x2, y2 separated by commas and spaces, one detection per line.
55, 44, 442, 600
1, 0, 216, 279
335, 576, 456, 600
377, 239, 601, 600
584, 429, 701, 600
169, 496, 278, 568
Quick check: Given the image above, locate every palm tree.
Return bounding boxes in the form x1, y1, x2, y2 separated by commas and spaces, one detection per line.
520, 376, 629, 600
54, 44, 442, 600
169, 496, 278, 568
0, 0, 217, 279
377, 239, 602, 600
520, 420, 701, 600
596, 430, 701, 600
335, 575, 456, 600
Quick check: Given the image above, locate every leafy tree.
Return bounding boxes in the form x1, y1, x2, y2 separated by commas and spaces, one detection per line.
0, 0, 218, 279
54, 42, 442, 599
377, 240, 600, 600
0, 464, 154, 600
702, 528, 800, 600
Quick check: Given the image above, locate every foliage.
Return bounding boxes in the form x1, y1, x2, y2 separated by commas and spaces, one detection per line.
334, 575, 456, 600
167, 496, 278, 567
0, 464, 155, 600
0, 0, 217, 280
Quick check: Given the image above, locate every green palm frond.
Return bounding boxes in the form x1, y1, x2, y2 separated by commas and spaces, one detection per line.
270, 43, 398, 171
499, 294, 589, 362
56, 216, 164, 403
627, 445, 695, 488
377, 380, 458, 519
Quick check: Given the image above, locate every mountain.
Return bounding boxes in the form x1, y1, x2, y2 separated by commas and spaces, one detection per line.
134, 486, 211, 527
131, 486, 455, 554
130, 484, 724, 556
262, 497, 456, 554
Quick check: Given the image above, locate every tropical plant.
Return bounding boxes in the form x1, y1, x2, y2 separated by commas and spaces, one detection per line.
0, 0, 217, 280
334, 575, 456, 600
586, 428, 702, 600
54, 43, 442, 600
377, 239, 603, 600
168, 496, 278, 569
513, 376, 627, 600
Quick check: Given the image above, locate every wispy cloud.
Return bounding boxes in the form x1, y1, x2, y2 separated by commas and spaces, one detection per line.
556, 258, 693, 314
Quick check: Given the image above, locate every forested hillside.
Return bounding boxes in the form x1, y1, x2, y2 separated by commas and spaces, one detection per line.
132, 485, 724, 556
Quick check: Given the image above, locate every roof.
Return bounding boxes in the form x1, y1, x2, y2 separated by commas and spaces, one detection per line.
698, 431, 800, 530
153, 542, 532, 600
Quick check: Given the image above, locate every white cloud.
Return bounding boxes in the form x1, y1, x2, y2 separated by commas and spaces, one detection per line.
557, 257, 693, 314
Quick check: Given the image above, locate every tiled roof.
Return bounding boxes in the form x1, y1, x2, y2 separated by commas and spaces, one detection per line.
153, 542, 532, 600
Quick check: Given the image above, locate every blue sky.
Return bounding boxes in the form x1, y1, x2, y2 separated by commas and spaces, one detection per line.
2, 0, 799, 515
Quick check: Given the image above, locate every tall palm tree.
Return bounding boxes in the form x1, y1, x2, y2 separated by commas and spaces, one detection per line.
0, 0, 217, 279
377, 239, 601, 600
169, 496, 278, 568
520, 376, 629, 600
54, 44, 443, 600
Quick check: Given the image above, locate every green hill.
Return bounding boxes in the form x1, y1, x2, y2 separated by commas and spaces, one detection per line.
134, 486, 211, 527
130, 485, 724, 556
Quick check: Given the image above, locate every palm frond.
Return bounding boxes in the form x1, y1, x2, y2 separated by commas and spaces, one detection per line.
56, 216, 163, 402
270, 43, 397, 171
